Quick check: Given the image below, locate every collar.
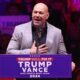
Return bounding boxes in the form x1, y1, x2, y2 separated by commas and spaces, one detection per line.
32, 22, 47, 34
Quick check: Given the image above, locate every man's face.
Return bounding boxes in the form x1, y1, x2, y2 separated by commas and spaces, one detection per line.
32, 3, 49, 27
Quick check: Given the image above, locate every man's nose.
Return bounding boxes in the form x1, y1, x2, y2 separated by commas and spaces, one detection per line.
36, 13, 40, 17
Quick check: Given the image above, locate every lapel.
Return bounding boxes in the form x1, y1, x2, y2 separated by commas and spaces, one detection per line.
25, 21, 33, 48
46, 23, 54, 50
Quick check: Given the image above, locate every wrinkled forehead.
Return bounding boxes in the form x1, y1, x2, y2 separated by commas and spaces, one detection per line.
33, 3, 48, 12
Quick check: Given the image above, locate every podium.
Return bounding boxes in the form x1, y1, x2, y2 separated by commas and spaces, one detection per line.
0, 54, 72, 78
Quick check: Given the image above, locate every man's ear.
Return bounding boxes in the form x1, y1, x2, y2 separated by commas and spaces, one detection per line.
46, 12, 49, 20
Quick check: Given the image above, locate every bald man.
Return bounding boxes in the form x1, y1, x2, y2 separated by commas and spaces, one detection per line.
7, 3, 67, 54
6, 3, 75, 80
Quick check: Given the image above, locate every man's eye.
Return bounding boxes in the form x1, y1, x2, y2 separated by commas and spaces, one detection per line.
39, 12, 43, 14
34, 11, 37, 14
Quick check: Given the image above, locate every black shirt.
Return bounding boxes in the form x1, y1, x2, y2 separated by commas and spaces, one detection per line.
32, 23, 47, 47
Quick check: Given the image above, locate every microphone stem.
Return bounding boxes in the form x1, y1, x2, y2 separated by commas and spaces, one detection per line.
36, 38, 40, 54
36, 27, 42, 54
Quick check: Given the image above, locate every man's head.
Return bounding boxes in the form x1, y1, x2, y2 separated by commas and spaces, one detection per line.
32, 3, 49, 27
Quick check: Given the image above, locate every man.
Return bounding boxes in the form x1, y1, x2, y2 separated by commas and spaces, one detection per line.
6, 3, 66, 54
6, 3, 75, 80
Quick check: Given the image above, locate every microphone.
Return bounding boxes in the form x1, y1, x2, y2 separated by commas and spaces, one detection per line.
36, 27, 42, 47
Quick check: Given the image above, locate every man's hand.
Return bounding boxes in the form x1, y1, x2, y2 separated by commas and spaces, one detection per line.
30, 41, 37, 54
72, 62, 76, 71
30, 41, 48, 54
38, 44, 48, 53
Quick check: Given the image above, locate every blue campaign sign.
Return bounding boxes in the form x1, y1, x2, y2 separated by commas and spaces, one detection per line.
0, 54, 72, 78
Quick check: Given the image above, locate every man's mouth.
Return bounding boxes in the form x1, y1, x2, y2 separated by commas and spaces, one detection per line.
35, 18, 41, 21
